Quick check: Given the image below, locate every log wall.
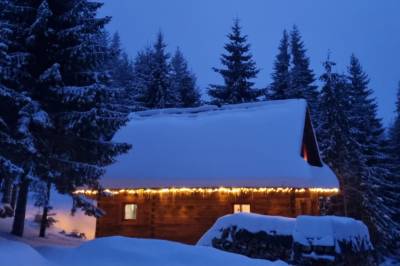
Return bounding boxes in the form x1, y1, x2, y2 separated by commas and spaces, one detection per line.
96, 191, 321, 244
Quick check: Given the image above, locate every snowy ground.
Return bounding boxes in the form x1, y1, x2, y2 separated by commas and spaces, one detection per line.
0, 217, 86, 248
0, 207, 288, 266
0, 234, 288, 266
0, 191, 95, 243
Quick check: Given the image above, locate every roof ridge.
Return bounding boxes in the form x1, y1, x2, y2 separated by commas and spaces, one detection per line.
132, 99, 307, 118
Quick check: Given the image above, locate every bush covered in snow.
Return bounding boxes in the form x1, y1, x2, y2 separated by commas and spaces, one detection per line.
198, 213, 375, 265
292, 215, 375, 266
198, 213, 295, 261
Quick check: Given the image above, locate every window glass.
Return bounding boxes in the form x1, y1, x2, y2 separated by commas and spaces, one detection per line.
233, 204, 242, 213
124, 204, 137, 220
241, 204, 251, 213
233, 204, 251, 213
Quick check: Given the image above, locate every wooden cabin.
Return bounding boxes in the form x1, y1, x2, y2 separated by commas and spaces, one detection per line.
83, 99, 339, 244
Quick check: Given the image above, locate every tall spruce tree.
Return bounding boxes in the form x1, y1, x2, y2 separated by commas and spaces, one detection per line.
0, 1, 53, 232
268, 30, 291, 100
0, 0, 27, 218
289, 26, 318, 114
208, 19, 261, 104
1, 0, 131, 237
388, 83, 400, 234
317, 56, 364, 218
107, 32, 135, 111
132, 47, 153, 110
170, 48, 200, 107
138, 32, 176, 108
389, 83, 400, 176
346, 55, 400, 254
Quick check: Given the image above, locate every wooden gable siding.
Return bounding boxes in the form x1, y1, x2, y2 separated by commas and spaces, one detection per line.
301, 110, 323, 167
96, 191, 321, 244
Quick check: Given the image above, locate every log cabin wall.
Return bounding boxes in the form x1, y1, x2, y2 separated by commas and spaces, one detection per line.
95, 190, 322, 244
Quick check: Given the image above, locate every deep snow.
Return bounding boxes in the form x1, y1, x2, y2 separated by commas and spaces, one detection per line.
0, 236, 288, 266
0, 209, 288, 266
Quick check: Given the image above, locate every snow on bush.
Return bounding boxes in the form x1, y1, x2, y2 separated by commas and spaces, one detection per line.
197, 213, 374, 265
197, 213, 295, 246
293, 215, 373, 253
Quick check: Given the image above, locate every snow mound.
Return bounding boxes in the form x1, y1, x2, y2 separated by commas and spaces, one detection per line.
197, 213, 373, 254
293, 215, 373, 252
197, 213, 295, 246
0, 237, 51, 266
40, 236, 288, 266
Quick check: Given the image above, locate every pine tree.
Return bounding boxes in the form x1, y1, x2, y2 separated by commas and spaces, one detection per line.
36, 0, 130, 237
268, 30, 291, 100
1, 0, 131, 237
389, 82, 400, 175
317, 56, 364, 219
289, 26, 318, 114
346, 55, 399, 254
170, 48, 200, 107
388, 83, 400, 231
0, 1, 51, 226
139, 32, 176, 108
109, 32, 134, 92
0, 0, 22, 194
208, 19, 261, 104
107, 32, 135, 111
0, 1, 24, 217
109, 32, 122, 63
132, 47, 154, 109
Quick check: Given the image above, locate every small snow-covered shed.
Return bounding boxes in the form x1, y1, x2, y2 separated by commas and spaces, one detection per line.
87, 99, 339, 244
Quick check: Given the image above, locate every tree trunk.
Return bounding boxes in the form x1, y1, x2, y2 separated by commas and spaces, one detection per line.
39, 181, 51, 237
10, 185, 18, 210
1, 177, 13, 204
342, 189, 348, 217
11, 178, 30, 237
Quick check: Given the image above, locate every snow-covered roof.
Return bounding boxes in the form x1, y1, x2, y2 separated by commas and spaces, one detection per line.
102, 99, 338, 188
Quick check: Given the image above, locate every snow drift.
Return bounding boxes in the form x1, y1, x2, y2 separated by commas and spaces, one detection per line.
32, 236, 288, 266
0, 237, 51, 266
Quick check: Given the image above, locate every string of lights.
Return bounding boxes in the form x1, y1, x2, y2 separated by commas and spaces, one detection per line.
74, 187, 339, 196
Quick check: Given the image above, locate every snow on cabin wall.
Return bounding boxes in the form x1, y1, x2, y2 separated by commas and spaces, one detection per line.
103, 99, 338, 189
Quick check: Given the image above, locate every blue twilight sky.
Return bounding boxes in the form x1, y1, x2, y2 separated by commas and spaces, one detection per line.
99, 0, 400, 125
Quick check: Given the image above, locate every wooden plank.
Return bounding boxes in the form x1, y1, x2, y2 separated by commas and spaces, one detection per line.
95, 191, 321, 243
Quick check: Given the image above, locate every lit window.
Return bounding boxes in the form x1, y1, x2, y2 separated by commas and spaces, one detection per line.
233, 204, 251, 213
124, 204, 137, 220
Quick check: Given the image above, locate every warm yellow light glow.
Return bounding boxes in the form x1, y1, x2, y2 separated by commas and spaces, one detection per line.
74, 187, 339, 196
